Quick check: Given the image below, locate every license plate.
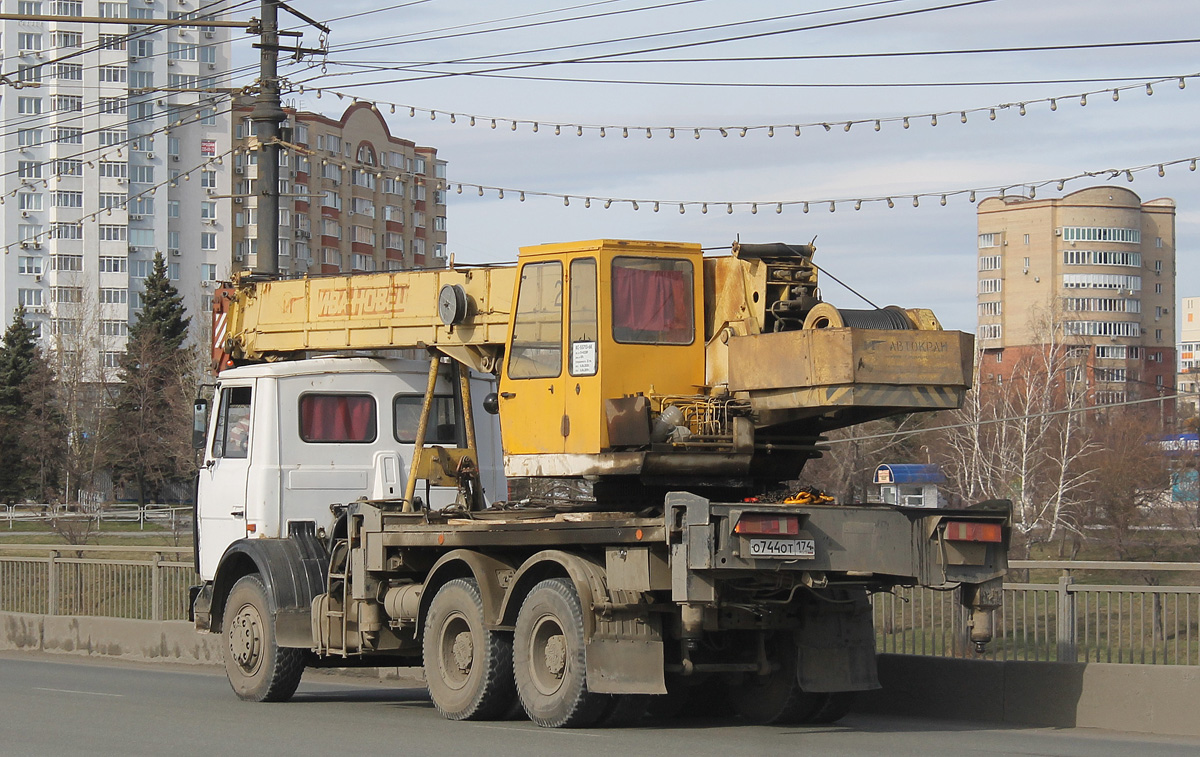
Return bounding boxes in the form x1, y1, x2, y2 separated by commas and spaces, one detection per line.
748, 538, 815, 558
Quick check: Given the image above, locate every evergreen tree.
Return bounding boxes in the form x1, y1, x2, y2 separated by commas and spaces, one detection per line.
106, 251, 196, 505
0, 306, 45, 502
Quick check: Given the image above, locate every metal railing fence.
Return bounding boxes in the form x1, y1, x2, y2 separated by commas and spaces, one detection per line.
3, 504, 192, 531
0, 545, 194, 621
873, 560, 1200, 665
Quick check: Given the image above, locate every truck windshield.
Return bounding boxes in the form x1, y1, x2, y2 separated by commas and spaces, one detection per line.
611, 256, 694, 345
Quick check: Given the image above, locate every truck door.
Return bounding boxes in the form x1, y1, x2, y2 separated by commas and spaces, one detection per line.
499, 259, 566, 455
563, 257, 601, 454
197, 382, 253, 580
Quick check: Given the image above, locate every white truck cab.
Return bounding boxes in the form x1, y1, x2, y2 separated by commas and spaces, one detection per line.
196, 356, 504, 582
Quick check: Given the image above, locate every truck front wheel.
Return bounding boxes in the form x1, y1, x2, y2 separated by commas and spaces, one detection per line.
513, 578, 607, 728
222, 574, 306, 702
423, 578, 516, 720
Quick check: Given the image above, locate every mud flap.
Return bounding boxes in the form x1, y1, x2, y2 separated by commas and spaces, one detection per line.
795, 591, 880, 693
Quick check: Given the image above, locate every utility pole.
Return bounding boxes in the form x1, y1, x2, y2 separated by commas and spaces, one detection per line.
251, 0, 284, 275
249, 0, 328, 276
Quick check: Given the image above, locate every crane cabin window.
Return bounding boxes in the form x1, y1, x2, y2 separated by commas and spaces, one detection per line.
508, 261, 563, 379
611, 256, 694, 345
569, 257, 598, 376
299, 393, 377, 443
394, 394, 459, 445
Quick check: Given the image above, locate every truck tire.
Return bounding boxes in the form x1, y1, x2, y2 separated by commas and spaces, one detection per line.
513, 578, 607, 728
222, 574, 306, 702
730, 636, 823, 725
423, 578, 516, 720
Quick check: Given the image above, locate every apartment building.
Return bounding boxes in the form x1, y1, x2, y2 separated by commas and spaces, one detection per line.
0, 0, 233, 376
231, 99, 447, 276
976, 187, 1176, 407
1178, 296, 1199, 419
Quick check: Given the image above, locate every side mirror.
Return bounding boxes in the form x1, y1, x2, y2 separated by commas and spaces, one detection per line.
193, 398, 210, 450
482, 392, 500, 415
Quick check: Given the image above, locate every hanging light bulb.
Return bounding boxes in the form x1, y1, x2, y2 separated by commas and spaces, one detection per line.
554, 125, 561, 135
389, 104, 395, 114
960, 111, 967, 123
912, 196, 919, 207
1057, 180, 1066, 191
1191, 159, 1197, 171
409, 107, 415, 117
510, 121, 517, 131
700, 203, 708, 214
694, 128, 701, 139
750, 203, 757, 215
470, 116, 476, 127
430, 110, 437, 120
490, 119, 497, 129
669, 128, 676, 139
1146, 83, 1154, 96
646, 128, 653, 139
564, 196, 570, 206
1028, 186, 1036, 199
794, 126, 801, 136
678, 203, 684, 214
576, 126, 583, 136
604, 199, 612, 209
775, 203, 782, 214
532, 122, 539, 132
821, 123, 831, 132
930, 114, 938, 126
940, 195, 947, 206
1050, 98, 1057, 111
631, 200, 639, 210
1179, 78, 1186, 89
969, 191, 976, 203
844, 122, 852, 132
739, 127, 747, 138
498, 189, 504, 199
456, 184, 463, 194
874, 120, 881, 131
1111, 89, 1119, 102
802, 202, 809, 213
478, 186, 485, 196
600, 127, 606, 138
519, 192, 525, 202
1158, 165, 1165, 177
719, 128, 728, 137
585, 198, 591, 208
449, 113, 456, 123
652, 202, 659, 212
1080, 94, 1087, 106
829, 202, 836, 213
902, 117, 910, 129
726, 204, 733, 214
886, 197, 894, 209
989, 108, 996, 120
316, 90, 322, 99
1125, 170, 1134, 182
1019, 103, 1026, 116
767, 126, 774, 137
854, 200, 862, 211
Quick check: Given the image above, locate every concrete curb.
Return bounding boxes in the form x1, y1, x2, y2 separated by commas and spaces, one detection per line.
856, 654, 1200, 737
1, 612, 224, 665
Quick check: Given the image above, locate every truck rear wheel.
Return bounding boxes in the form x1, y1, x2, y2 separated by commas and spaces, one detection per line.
513, 578, 607, 728
423, 578, 516, 720
222, 574, 306, 702
730, 636, 823, 725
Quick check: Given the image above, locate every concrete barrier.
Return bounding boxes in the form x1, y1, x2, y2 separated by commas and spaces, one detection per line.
4, 611, 1198, 736
856, 653, 1200, 737
1, 611, 223, 665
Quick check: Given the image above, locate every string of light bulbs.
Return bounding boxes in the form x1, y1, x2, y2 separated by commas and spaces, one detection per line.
289, 71, 1197, 142
402, 155, 1200, 215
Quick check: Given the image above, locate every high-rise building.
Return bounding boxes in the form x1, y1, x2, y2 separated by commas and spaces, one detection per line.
976, 187, 1176, 407
0, 0, 233, 377
231, 100, 447, 276
1177, 297, 1200, 419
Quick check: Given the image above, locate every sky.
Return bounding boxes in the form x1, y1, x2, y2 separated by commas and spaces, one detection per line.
234, 0, 1200, 332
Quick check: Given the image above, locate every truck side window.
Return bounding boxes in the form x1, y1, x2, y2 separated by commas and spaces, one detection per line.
212, 386, 252, 459
611, 256, 694, 345
507, 260, 563, 379
569, 257, 598, 376
299, 393, 377, 443
394, 395, 459, 445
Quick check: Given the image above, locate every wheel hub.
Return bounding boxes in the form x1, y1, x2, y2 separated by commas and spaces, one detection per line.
542, 634, 566, 679
452, 631, 474, 672
229, 603, 263, 673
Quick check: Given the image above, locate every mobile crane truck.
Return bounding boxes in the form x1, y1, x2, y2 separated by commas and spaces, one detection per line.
190, 239, 1009, 728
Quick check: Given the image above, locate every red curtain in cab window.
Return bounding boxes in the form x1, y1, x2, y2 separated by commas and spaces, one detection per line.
300, 395, 376, 442
612, 266, 691, 341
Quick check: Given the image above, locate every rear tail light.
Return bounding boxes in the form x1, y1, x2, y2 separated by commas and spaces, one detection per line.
944, 521, 1003, 543
735, 514, 800, 536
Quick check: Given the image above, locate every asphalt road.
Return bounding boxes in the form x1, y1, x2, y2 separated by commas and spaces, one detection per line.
1, 651, 1197, 757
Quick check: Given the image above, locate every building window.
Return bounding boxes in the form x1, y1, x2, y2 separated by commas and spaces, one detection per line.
1064, 321, 1141, 338
977, 324, 1003, 340
977, 233, 999, 248
1156, 237, 1163, 248
99, 288, 128, 304
18, 97, 41, 115
1061, 274, 1141, 291
19, 289, 43, 308
978, 255, 1002, 272
1061, 226, 1140, 244
18, 257, 42, 275
978, 278, 1002, 294
99, 256, 127, 273
201, 232, 218, 250
978, 301, 1002, 317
